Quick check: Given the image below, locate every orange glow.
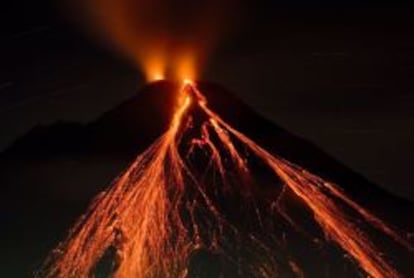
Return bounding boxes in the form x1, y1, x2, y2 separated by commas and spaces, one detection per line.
80, 0, 235, 83
142, 54, 166, 82
183, 78, 193, 85
142, 52, 197, 83
44, 82, 412, 278
174, 53, 197, 82
151, 73, 165, 81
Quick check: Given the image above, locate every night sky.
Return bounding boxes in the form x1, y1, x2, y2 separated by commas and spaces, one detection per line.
1, 0, 414, 200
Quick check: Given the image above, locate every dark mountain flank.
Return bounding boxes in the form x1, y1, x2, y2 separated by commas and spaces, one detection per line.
1, 81, 412, 277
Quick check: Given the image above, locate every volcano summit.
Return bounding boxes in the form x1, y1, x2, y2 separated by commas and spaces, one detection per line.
1, 81, 413, 277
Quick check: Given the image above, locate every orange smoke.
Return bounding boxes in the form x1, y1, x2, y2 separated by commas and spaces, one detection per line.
76, 0, 239, 81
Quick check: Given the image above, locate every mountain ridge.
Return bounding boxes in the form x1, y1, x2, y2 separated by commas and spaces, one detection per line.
0, 81, 412, 277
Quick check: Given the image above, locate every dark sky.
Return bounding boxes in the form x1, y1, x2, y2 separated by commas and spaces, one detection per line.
1, 0, 414, 200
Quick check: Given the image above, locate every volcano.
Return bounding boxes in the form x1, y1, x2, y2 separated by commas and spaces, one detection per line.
1, 81, 413, 277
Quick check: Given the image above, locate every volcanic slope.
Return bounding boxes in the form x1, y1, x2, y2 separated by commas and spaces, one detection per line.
1, 81, 413, 277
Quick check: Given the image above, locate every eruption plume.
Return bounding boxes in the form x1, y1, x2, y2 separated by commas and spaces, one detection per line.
74, 0, 238, 81
43, 81, 412, 277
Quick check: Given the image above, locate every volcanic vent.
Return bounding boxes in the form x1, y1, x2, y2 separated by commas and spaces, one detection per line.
37, 80, 413, 278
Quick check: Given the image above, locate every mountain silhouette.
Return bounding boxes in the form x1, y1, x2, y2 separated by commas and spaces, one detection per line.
1, 81, 412, 277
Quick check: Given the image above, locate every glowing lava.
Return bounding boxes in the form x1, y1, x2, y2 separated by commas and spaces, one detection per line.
44, 81, 412, 278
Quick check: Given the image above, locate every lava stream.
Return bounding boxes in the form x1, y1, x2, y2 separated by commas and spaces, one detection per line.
44, 81, 411, 278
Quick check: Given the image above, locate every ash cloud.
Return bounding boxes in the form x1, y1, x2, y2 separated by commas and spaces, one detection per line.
72, 0, 239, 80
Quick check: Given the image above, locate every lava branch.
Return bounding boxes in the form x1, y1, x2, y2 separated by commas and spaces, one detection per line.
190, 82, 412, 278
44, 81, 412, 278
188, 122, 226, 179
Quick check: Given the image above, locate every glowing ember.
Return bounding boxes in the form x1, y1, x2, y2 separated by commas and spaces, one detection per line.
43, 81, 411, 278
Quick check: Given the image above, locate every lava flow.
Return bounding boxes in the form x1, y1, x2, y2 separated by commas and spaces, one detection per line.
44, 81, 412, 278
